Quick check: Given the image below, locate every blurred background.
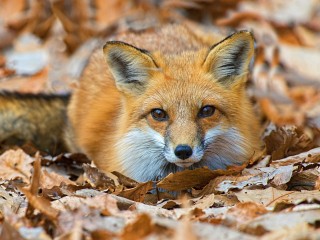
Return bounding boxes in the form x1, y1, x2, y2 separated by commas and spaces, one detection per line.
0, 0, 319, 145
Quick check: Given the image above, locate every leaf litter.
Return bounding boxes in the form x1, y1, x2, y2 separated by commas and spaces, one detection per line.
0, 0, 320, 239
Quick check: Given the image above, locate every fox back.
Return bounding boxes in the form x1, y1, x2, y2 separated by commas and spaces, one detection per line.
67, 25, 261, 181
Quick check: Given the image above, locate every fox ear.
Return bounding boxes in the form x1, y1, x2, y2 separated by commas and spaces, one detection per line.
103, 41, 157, 95
203, 31, 254, 86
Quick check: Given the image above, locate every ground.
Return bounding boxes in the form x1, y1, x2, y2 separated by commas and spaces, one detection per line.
0, 0, 320, 239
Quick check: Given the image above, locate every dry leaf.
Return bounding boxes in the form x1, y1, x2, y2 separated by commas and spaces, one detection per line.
243, 209, 320, 232
40, 169, 76, 189
83, 164, 116, 191
235, 187, 320, 207
265, 126, 314, 160
260, 222, 317, 240
121, 214, 154, 240
19, 187, 59, 221
0, 149, 34, 183
26, 152, 41, 218
157, 167, 243, 191
225, 202, 268, 230
118, 181, 153, 202
270, 147, 320, 167
216, 165, 294, 192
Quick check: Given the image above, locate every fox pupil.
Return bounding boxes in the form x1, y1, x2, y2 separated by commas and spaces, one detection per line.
198, 105, 215, 118
151, 109, 168, 121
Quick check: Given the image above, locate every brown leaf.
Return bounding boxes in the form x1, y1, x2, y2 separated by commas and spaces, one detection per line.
0, 0, 26, 23
157, 167, 243, 191
193, 175, 251, 196
265, 126, 314, 160
260, 222, 317, 240
40, 169, 76, 190
270, 147, 320, 167
173, 215, 198, 240
91, 229, 115, 240
192, 194, 216, 210
0, 149, 34, 183
259, 98, 305, 126
216, 11, 262, 27
83, 164, 116, 191
118, 181, 153, 202
226, 202, 268, 228
235, 187, 320, 207
288, 168, 320, 191
95, 0, 129, 25
0, 188, 24, 217
0, 221, 25, 240
19, 187, 59, 221
121, 213, 154, 240
112, 171, 139, 188
243, 209, 320, 233
26, 152, 41, 218
315, 176, 320, 190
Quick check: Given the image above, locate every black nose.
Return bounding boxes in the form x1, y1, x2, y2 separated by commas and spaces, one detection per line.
174, 145, 193, 160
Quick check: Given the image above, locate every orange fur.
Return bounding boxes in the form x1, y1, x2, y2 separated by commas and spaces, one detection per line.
67, 25, 261, 181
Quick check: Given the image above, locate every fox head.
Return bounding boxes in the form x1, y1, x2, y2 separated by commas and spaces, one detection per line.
103, 31, 260, 181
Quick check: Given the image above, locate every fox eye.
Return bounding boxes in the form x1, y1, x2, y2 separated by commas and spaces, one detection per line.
151, 108, 168, 121
198, 105, 215, 118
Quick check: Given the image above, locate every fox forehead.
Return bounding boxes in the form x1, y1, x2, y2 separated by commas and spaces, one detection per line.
141, 80, 226, 112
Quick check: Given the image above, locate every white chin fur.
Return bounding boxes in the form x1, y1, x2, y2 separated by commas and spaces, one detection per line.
174, 162, 194, 168
116, 127, 250, 182
116, 127, 168, 182
202, 127, 250, 169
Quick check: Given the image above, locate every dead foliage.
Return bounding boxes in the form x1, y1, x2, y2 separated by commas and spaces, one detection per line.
1, 0, 320, 239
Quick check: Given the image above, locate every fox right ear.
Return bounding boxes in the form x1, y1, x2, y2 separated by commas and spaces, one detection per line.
203, 31, 254, 87
103, 41, 158, 95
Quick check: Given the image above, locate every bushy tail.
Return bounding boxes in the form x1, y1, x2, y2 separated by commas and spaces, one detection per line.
0, 92, 70, 155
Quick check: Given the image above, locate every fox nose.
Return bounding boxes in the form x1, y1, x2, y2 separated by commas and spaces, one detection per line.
174, 145, 193, 160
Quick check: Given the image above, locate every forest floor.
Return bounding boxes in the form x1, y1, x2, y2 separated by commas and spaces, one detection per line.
0, 0, 320, 239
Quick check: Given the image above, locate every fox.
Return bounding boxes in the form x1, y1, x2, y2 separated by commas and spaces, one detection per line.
0, 92, 69, 154
0, 25, 261, 181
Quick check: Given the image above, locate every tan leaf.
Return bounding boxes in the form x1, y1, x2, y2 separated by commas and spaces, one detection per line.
0, 221, 25, 240
243, 209, 320, 232
40, 169, 76, 189
193, 175, 251, 196
226, 202, 268, 228
173, 215, 198, 240
216, 165, 294, 192
0, 188, 24, 218
235, 187, 320, 207
260, 222, 317, 240
192, 194, 216, 210
0, 149, 34, 184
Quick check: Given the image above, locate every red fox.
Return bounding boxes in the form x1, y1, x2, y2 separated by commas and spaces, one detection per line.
66, 25, 261, 181
0, 25, 261, 181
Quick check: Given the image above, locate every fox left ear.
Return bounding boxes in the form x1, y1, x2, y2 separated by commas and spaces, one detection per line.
103, 41, 158, 95
203, 31, 254, 86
